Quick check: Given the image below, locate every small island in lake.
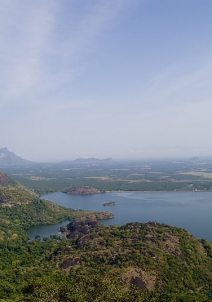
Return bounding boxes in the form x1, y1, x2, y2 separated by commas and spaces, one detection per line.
103, 201, 115, 206
62, 186, 103, 195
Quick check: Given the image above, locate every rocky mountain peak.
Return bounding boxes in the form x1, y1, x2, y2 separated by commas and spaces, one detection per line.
0, 147, 31, 165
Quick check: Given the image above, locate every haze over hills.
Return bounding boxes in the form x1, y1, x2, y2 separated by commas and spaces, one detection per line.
0, 148, 116, 166
61, 157, 114, 165
0, 147, 31, 165
0, 147, 203, 168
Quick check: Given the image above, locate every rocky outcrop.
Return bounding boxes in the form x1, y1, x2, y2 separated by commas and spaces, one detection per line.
54, 221, 212, 294
67, 219, 100, 232
161, 232, 182, 258
59, 257, 81, 269
65, 219, 100, 240
76, 233, 99, 249
142, 221, 183, 258
123, 222, 142, 231
62, 186, 102, 195
121, 268, 156, 290
0, 147, 31, 165
0, 194, 7, 203
103, 201, 115, 206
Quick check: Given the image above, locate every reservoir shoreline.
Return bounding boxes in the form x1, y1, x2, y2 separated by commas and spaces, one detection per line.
27, 191, 212, 241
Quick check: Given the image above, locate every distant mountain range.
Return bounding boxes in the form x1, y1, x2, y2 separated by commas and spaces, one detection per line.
0, 147, 31, 165
61, 157, 114, 165
0, 148, 114, 166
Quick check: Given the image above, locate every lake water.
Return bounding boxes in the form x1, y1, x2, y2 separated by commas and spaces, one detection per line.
26, 220, 71, 240
27, 191, 212, 241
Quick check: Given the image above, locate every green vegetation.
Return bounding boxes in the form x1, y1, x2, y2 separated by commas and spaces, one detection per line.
4, 158, 212, 195
1, 166, 212, 301
1, 216, 212, 301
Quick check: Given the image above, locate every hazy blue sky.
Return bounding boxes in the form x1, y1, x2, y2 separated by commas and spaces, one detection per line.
1, 0, 212, 161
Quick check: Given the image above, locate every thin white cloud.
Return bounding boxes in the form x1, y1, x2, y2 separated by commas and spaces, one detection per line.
1, 0, 211, 161
0, 0, 56, 101
142, 57, 212, 109
0, 0, 135, 111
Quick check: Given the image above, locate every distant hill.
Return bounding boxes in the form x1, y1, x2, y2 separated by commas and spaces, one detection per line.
0, 147, 31, 165
188, 157, 200, 162
61, 157, 114, 165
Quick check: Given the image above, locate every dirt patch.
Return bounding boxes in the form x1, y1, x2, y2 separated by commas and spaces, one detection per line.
121, 267, 156, 290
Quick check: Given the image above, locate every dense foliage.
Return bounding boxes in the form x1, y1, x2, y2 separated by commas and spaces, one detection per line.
1, 168, 212, 301
1, 211, 212, 301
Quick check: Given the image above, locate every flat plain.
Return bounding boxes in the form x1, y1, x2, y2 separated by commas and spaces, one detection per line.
3, 157, 212, 195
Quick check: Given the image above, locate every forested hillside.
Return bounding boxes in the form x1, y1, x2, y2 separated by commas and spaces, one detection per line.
1, 170, 212, 301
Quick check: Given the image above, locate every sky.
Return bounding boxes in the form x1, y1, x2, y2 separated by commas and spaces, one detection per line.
1, 0, 212, 162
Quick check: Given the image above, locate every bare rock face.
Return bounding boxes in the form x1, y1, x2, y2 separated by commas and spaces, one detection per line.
142, 221, 183, 258
76, 234, 99, 249
66, 230, 82, 240
123, 222, 142, 231
67, 219, 99, 232
0, 171, 10, 186
161, 232, 182, 258
121, 268, 156, 290
0, 194, 7, 203
66, 219, 100, 240
59, 257, 81, 269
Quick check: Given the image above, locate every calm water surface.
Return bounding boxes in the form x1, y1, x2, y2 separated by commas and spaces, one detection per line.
26, 220, 71, 240
27, 191, 212, 241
